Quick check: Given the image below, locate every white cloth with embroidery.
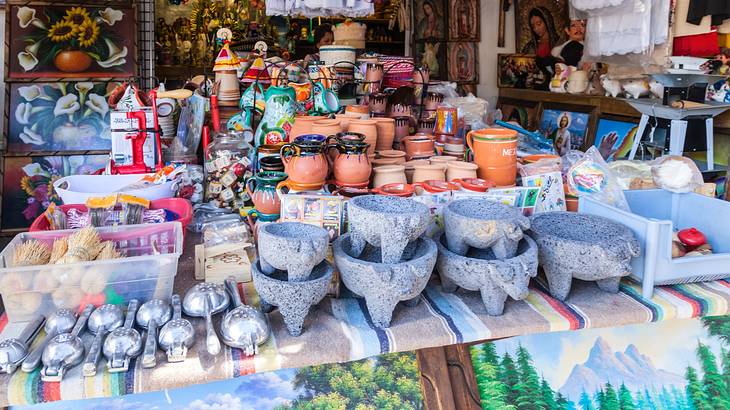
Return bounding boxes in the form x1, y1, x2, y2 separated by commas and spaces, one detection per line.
266, 0, 373, 17
584, 0, 669, 57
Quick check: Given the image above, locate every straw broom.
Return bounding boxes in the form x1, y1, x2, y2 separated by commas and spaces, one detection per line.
56, 226, 103, 264
49, 238, 68, 264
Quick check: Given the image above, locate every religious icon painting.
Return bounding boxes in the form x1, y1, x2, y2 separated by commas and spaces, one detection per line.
514, 0, 569, 59
413, 0, 447, 41
448, 0, 480, 41
414, 41, 447, 80
447, 42, 478, 83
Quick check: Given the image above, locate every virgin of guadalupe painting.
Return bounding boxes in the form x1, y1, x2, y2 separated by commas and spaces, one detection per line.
414, 0, 446, 40
515, 0, 568, 59
449, 0, 480, 41
448, 42, 478, 83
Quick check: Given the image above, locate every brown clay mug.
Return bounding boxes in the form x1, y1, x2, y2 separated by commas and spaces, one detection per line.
246, 171, 288, 215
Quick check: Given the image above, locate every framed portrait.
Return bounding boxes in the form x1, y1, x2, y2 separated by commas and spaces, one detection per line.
514, 0, 569, 58
447, 42, 478, 83
413, 0, 447, 41
593, 116, 640, 161
7, 5, 136, 79
497, 54, 547, 89
414, 41, 446, 80
497, 98, 539, 130
448, 0, 480, 41
7, 82, 119, 153
1, 154, 109, 231
538, 106, 595, 155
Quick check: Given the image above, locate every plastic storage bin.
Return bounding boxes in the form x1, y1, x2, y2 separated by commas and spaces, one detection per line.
580, 189, 730, 298
0, 222, 183, 322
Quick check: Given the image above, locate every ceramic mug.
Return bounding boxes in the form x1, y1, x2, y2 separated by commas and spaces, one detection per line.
564, 70, 588, 94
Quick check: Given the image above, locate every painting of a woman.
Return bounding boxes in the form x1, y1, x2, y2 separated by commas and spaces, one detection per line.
515, 0, 568, 59
415, 0, 445, 40
520, 7, 559, 57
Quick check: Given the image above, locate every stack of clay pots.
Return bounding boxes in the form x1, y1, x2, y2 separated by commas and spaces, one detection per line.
252, 222, 333, 336
333, 195, 437, 328
436, 198, 538, 315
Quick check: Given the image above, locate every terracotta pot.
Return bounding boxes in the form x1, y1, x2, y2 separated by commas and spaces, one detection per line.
413, 180, 460, 194
402, 134, 435, 160
312, 119, 343, 137
429, 155, 458, 164
371, 157, 400, 167
424, 92, 444, 111
393, 117, 411, 148
365, 63, 384, 82
378, 149, 407, 164
403, 159, 430, 183
417, 119, 435, 134
331, 140, 371, 188
259, 155, 284, 172
372, 165, 407, 188
388, 103, 412, 118
566, 194, 579, 212
346, 105, 370, 116
444, 142, 465, 156
290, 115, 327, 139
412, 162, 446, 183
55, 50, 92, 73
246, 171, 288, 215
374, 117, 396, 151
369, 93, 388, 115
466, 128, 518, 187
335, 113, 364, 131
348, 119, 378, 156
446, 161, 479, 180
372, 182, 415, 197
452, 178, 495, 192
279, 139, 329, 190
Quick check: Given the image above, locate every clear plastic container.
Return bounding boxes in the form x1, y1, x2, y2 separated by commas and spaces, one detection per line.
204, 131, 254, 210
0, 222, 183, 322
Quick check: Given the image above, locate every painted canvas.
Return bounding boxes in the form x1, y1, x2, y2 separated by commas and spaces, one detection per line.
470, 315, 730, 409
8, 82, 117, 152
593, 118, 640, 161
515, 0, 569, 58
447, 42, 478, 83
498, 102, 538, 130
13, 351, 424, 409
413, 0, 446, 40
498, 54, 548, 89
538, 108, 591, 155
448, 0, 479, 41
415, 41, 446, 80
1, 155, 108, 230
8, 5, 135, 79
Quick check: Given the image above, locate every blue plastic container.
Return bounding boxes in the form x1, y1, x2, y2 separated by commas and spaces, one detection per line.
579, 189, 730, 298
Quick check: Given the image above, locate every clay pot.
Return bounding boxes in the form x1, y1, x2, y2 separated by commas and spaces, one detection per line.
429, 155, 458, 165
371, 157, 401, 167
346, 105, 370, 116
394, 117, 411, 148
378, 149, 407, 165
424, 92, 444, 111
290, 115, 327, 139
246, 171, 288, 215
404, 159, 430, 183
365, 63, 384, 82
331, 140, 371, 188
417, 119, 435, 134
444, 142, 465, 157
335, 113, 364, 131
389, 103, 412, 119
412, 162, 446, 183
369, 93, 388, 115
566, 194, 579, 212
402, 134, 435, 160
452, 178, 495, 192
466, 128, 518, 187
279, 139, 329, 190
413, 180, 460, 194
374, 118, 396, 151
312, 119, 343, 137
348, 119, 378, 156
372, 165, 407, 187
259, 155, 285, 172
55, 50, 92, 73
446, 161, 479, 180
372, 183, 415, 197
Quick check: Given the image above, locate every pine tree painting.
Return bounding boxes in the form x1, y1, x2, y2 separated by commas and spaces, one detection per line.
469, 316, 730, 410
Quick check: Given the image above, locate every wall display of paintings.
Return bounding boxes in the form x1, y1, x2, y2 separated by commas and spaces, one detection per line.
1, 155, 108, 231
448, 0, 479, 41
415, 41, 446, 80
7, 82, 118, 152
497, 98, 539, 130
447, 42, 478, 83
8, 5, 136, 79
413, 0, 446, 41
538, 107, 593, 155
469, 316, 730, 409
593, 117, 640, 161
498, 54, 548, 90
514, 0, 569, 58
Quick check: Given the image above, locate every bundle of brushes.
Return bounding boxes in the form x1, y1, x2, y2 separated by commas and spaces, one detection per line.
96, 241, 122, 260
12, 240, 51, 267
55, 226, 103, 264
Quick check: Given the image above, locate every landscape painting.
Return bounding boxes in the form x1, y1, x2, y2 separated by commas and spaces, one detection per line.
470, 315, 730, 409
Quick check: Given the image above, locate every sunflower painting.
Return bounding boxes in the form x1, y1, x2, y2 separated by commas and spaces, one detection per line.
9, 5, 135, 78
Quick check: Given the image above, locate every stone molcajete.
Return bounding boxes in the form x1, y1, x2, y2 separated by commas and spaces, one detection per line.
257, 222, 329, 282
443, 199, 530, 259
436, 234, 538, 315
346, 195, 430, 264
333, 234, 437, 329
528, 212, 640, 301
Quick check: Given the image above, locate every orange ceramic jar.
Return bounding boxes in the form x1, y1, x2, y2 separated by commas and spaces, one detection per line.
279, 139, 329, 190
466, 128, 518, 187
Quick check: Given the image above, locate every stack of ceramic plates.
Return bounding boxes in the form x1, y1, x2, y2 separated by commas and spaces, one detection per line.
156, 97, 177, 141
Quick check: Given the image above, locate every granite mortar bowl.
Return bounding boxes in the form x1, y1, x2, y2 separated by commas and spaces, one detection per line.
443, 198, 530, 259
436, 233, 538, 315
528, 212, 640, 301
252, 258, 333, 336
257, 222, 330, 282
346, 195, 430, 264
333, 233, 437, 329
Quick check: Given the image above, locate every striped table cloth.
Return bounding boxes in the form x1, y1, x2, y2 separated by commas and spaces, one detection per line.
0, 278, 727, 406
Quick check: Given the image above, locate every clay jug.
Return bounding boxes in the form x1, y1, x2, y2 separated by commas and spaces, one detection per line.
312, 119, 343, 137
374, 117, 396, 151
378, 149, 407, 164
246, 171, 288, 215
329, 140, 371, 188
372, 165, 407, 187
394, 117, 411, 148
412, 163, 446, 183
446, 161, 478, 180
369, 93, 388, 115
466, 128, 517, 187
402, 134, 435, 159
247, 209, 279, 243
279, 138, 329, 190
254, 86, 297, 145
348, 119, 378, 156
290, 115, 327, 139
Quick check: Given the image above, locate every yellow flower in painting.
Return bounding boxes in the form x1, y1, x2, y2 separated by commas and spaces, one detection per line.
20, 176, 34, 197
63, 7, 90, 26
47, 21, 76, 42
76, 19, 100, 47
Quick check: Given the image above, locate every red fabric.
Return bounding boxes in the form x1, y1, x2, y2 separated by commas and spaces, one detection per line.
673, 31, 720, 57
537, 41, 552, 58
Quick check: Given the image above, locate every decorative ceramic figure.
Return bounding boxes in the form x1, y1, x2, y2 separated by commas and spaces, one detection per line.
649, 79, 664, 99
213, 35, 241, 107
600, 74, 623, 98
622, 78, 650, 99
549, 63, 573, 93
565, 70, 589, 94
254, 86, 297, 146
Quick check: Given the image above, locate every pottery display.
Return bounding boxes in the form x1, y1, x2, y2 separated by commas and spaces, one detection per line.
312, 119, 343, 137
333, 234, 437, 328
329, 139, 371, 188
252, 259, 333, 336
369, 93, 388, 115
347, 119, 378, 156
335, 113, 364, 131
257, 222, 329, 282
466, 128, 517, 187
424, 92, 444, 111
404, 159, 430, 183
528, 212, 641, 301
254, 86, 297, 145
246, 171, 288, 215
393, 117, 411, 148
388, 103, 412, 119
289, 116, 327, 139
436, 234, 538, 315
377, 150, 407, 164
402, 135, 435, 159
279, 137, 329, 191
372, 165, 407, 187
411, 162, 446, 183
446, 161, 479, 180
374, 118, 396, 151
443, 199, 530, 259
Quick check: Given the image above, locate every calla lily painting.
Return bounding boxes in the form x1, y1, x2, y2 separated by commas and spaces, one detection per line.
8, 82, 119, 152
9, 5, 135, 78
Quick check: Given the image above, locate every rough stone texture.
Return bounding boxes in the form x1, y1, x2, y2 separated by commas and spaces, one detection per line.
443, 199, 530, 259
333, 233, 437, 329
436, 233, 538, 315
251, 258, 333, 336
346, 195, 430, 264
258, 222, 329, 282
528, 212, 641, 301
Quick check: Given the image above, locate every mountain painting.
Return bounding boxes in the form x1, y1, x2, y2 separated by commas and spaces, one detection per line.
470, 315, 730, 409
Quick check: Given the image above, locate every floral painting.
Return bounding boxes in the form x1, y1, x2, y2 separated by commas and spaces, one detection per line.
8, 82, 118, 152
1, 155, 108, 230
9, 5, 135, 78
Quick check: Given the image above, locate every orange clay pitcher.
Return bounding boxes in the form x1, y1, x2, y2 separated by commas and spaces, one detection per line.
466, 128, 518, 187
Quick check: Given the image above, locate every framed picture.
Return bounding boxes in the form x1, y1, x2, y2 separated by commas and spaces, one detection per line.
7, 5, 136, 79
447, 42, 478, 83
448, 0, 480, 41
497, 98, 539, 130
457, 83, 477, 96
413, 0, 446, 41
1, 154, 108, 231
7, 82, 119, 153
593, 116, 640, 161
414, 41, 446, 80
514, 0, 569, 58
538, 106, 594, 154
497, 54, 547, 89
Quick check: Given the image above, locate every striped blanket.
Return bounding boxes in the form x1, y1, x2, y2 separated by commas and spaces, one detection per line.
0, 278, 727, 406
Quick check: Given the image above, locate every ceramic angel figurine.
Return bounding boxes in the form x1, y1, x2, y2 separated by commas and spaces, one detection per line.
549, 63, 573, 93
